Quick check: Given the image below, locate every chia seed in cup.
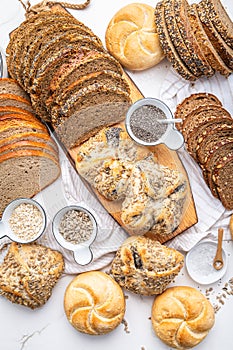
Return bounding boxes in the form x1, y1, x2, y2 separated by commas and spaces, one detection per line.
129, 105, 168, 143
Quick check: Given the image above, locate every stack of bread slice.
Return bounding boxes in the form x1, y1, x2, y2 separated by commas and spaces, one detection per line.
175, 92, 233, 209
6, 8, 132, 149
0, 78, 60, 217
155, 0, 233, 80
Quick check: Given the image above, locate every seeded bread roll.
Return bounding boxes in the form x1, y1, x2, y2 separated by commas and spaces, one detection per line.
110, 236, 184, 296
105, 3, 164, 70
64, 271, 125, 335
0, 242, 64, 309
151, 286, 215, 349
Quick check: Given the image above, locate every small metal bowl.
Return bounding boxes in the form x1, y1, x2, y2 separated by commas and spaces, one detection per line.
125, 97, 184, 150
0, 198, 47, 244
52, 205, 98, 266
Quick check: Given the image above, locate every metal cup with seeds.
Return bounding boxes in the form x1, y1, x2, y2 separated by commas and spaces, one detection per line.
52, 205, 98, 266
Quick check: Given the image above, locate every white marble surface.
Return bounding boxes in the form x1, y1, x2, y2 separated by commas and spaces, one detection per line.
0, 1, 233, 349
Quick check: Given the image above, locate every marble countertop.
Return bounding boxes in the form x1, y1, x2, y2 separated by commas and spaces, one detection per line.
0, 1, 233, 349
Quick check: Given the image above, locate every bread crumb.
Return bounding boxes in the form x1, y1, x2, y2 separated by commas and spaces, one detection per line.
121, 318, 130, 334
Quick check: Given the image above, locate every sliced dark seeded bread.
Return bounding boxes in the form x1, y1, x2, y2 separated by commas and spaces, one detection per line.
173, 0, 214, 77
197, 131, 233, 164
187, 119, 233, 159
51, 84, 132, 127
212, 154, 233, 209
0, 78, 30, 101
188, 4, 232, 76
200, 0, 233, 49
154, 1, 197, 81
55, 101, 131, 149
198, 3, 233, 70
182, 105, 232, 140
174, 92, 222, 131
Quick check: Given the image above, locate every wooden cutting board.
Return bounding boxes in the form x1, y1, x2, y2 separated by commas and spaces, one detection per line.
69, 70, 198, 243
51, 4, 198, 243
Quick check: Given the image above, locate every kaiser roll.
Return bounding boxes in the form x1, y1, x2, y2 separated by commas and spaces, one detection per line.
105, 3, 164, 70
151, 286, 215, 349
110, 236, 184, 296
64, 271, 125, 335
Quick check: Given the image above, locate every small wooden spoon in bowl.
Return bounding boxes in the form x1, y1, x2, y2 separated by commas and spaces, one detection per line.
213, 228, 224, 270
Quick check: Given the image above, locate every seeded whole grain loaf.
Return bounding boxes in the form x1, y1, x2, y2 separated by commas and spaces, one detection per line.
198, 2, 233, 70
110, 236, 184, 296
173, 0, 214, 77
174, 92, 222, 131
188, 4, 232, 76
0, 242, 64, 309
200, 0, 233, 49
155, 1, 197, 81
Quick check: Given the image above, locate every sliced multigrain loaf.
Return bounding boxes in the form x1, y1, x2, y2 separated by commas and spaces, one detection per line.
181, 105, 232, 140
54, 101, 131, 149
0, 150, 60, 217
0, 94, 34, 114
27, 32, 105, 92
154, 1, 197, 81
188, 4, 232, 76
198, 3, 233, 70
51, 83, 132, 127
200, 0, 233, 49
212, 154, 233, 209
172, 0, 214, 77
0, 78, 30, 101
197, 131, 233, 164
174, 92, 222, 131
187, 119, 233, 159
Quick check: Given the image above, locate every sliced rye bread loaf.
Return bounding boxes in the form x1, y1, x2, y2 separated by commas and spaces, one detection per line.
188, 4, 232, 76
0, 113, 41, 124
174, 92, 222, 131
187, 119, 233, 159
0, 106, 36, 117
54, 101, 131, 149
50, 83, 132, 127
0, 150, 60, 217
27, 32, 105, 92
212, 153, 233, 209
0, 119, 48, 137
0, 94, 34, 114
205, 145, 233, 196
172, 0, 214, 77
163, 0, 210, 77
200, 0, 233, 49
198, 2, 233, 70
0, 140, 58, 159
154, 1, 197, 81
181, 105, 232, 140
0, 78, 30, 101
196, 130, 233, 164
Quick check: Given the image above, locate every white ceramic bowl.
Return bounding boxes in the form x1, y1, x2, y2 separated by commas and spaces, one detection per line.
52, 205, 98, 266
0, 198, 47, 244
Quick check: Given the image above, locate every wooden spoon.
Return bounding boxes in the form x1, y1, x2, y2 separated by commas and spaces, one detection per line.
213, 228, 224, 270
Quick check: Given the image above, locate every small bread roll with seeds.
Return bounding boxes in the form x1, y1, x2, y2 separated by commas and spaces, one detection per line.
105, 3, 164, 70
64, 271, 125, 335
110, 236, 184, 296
151, 286, 215, 349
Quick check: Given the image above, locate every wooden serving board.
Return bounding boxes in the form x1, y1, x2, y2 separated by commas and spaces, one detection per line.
69, 71, 198, 243
52, 4, 197, 243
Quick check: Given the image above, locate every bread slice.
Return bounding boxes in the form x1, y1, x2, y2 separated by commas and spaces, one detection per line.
0, 118, 47, 134
200, 0, 233, 49
0, 242, 64, 309
172, 0, 214, 77
181, 105, 232, 140
0, 106, 36, 117
212, 154, 233, 209
0, 94, 34, 114
0, 78, 30, 101
198, 2, 233, 70
188, 4, 232, 76
154, 1, 197, 81
0, 112, 40, 123
51, 83, 132, 127
55, 101, 131, 149
187, 119, 233, 159
174, 92, 222, 131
